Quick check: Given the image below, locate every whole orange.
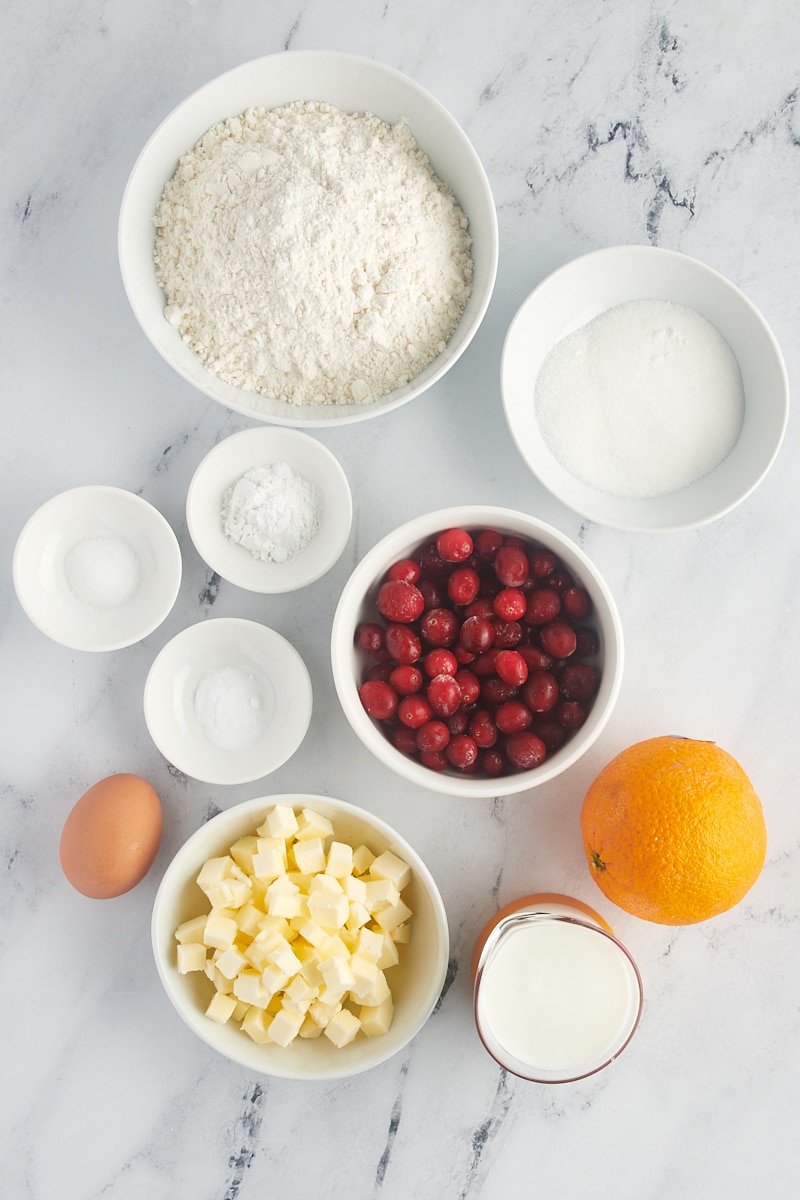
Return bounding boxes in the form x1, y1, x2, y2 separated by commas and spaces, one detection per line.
580, 736, 767, 925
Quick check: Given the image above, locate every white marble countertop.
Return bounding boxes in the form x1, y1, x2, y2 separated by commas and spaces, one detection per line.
3, 2, 799, 1197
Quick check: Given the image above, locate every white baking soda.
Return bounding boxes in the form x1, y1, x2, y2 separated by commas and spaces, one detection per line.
477, 919, 639, 1074
534, 299, 745, 499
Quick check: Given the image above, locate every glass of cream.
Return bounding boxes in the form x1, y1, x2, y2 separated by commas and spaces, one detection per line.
472, 894, 643, 1083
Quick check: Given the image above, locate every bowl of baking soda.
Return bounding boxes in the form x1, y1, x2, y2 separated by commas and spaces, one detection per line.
186, 427, 352, 593
119, 51, 498, 427
501, 246, 789, 533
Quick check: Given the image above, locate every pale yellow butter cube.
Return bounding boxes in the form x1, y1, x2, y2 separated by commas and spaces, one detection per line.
369, 850, 412, 892
364, 878, 400, 913
310, 996, 344, 1027
319, 934, 350, 960
319, 954, 355, 993
268, 891, 305, 920
342, 874, 367, 904
297, 918, 327, 949
309, 873, 343, 894
352, 844, 376, 876
203, 911, 238, 950
299, 1013, 324, 1039
233, 971, 270, 1008
295, 807, 334, 841
260, 804, 299, 841
345, 901, 371, 932
355, 969, 391, 1008
325, 841, 354, 879
260, 964, 290, 996
205, 991, 237, 1024
355, 927, 384, 962
282, 975, 319, 1013
229, 835, 259, 874
267, 937, 303, 978
175, 915, 207, 945
349, 952, 379, 996
196, 856, 235, 892
251, 838, 287, 880
176, 942, 207, 974
215, 944, 248, 980
241, 1005, 272, 1044
374, 899, 413, 934
376, 934, 400, 970
269, 1007, 304, 1047
360, 995, 394, 1037
234, 902, 263, 939
324, 1008, 361, 1048
391, 922, 412, 944
292, 837, 326, 875
308, 889, 349, 930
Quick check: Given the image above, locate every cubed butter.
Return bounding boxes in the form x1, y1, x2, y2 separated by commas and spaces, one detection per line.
324, 1008, 361, 1048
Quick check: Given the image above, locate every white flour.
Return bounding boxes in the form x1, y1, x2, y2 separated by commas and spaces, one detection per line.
533, 299, 745, 499
154, 102, 473, 406
221, 461, 320, 563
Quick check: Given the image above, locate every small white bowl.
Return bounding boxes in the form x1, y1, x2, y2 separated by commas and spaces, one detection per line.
151, 792, 449, 1079
119, 51, 498, 427
331, 505, 623, 799
501, 246, 789, 533
12, 486, 182, 652
186, 427, 352, 593
143, 618, 312, 785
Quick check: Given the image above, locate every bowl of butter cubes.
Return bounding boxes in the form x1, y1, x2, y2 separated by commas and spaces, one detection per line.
151, 793, 449, 1079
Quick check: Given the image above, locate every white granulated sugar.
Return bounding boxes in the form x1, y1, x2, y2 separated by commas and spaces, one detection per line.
221, 461, 320, 563
153, 102, 473, 406
533, 299, 745, 499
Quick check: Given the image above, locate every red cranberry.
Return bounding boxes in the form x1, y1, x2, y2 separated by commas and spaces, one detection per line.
495, 649, 528, 687
521, 670, 559, 713
454, 669, 480, 706
547, 568, 573, 594
474, 530, 503, 562
416, 720, 451, 754
427, 674, 462, 717
506, 731, 547, 770
559, 663, 600, 701
464, 596, 496, 620
446, 734, 478, 770
556, 700, 588, 730
531, 716, 568, 752
469, 709, 498, 748
454, 644, 476, 665
420, 607, 458, 647
574, 626, 600, 657
436, 528, 474, 562
480, 676, 518, 706
358, 681, 397, 720
446, 709, 469, 735
423, 648, 458, 677
495, 700, 532, 734
420, 749, 448, 772
377, 579, 424, 623
355, 622, 386, 657
447, 567, 480, 606
388, 558, 421, 584
389, 665, 424, 695
494, 545, 529, 587
481, 747, 507, 776
517, 645, 554, 672
419, 578, 445, 610
418, 542, 450, 577
392, 725, 419, 756
539, 621, 578, 658
493, 620, 523, 649
493, 588, 527, 621
385, 623, 422, 665
459, 615, 495, 654
397, 695, 432, 729
525, 589, 561, 625
562, 586, 591, 620
471, 648, 500, 677
529, 549, 557, 579
364, 662, 394, 683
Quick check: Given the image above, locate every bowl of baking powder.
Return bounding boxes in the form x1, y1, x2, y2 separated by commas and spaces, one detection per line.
186, 427, 352, 593
501, 246, 789, 533
119, 52, 498, 426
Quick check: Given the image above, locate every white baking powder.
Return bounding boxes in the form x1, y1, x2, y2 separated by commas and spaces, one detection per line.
154, 102, 473, 406
194, 666, 265, 752
221, 461, 320, 563
533, 299, 745, 499
64, 534, 141, 607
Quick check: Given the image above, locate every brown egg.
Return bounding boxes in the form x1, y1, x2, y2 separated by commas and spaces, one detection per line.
60, 773, 163, 899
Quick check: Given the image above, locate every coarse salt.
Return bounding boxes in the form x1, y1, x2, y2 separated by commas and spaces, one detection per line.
533, 299, 745, 500
64, 534, 141, 608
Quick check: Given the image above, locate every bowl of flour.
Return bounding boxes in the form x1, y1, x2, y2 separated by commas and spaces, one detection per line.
501, 246, 789, 533
119, 52, 498, 426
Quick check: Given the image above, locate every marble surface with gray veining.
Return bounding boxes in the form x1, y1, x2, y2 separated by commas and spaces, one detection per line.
2, 2, 800, 1197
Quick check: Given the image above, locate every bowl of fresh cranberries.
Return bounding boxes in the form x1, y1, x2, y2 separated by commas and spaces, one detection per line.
331, 506, 623, 797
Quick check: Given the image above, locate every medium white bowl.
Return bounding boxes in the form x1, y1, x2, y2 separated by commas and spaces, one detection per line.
501, 246, 789, 533
119, 51, 498, 427
12, 486, 181, 652
151, 792, 450, 1079
331, 505, 623, 798
143, 618, 312, 785
186, 427, 352, 593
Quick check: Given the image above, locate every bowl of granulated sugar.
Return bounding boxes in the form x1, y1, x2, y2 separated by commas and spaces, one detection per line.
119, 52, 498, 427
501, 246, 789, 533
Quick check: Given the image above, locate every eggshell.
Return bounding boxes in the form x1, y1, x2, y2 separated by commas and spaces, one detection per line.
60, 773, 163, 899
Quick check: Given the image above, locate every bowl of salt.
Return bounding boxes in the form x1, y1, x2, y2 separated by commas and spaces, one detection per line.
12, 485, 182, 651
186, 427, 353, 593
143, 617, 313, 785
501, 246, 789, 533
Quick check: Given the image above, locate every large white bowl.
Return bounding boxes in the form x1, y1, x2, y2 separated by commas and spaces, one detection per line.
119, 51, 498, 427
501, 246, 789, 533
331, 505, 624, 798
151, 793, 450, 1080
12, 486, 181, 652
